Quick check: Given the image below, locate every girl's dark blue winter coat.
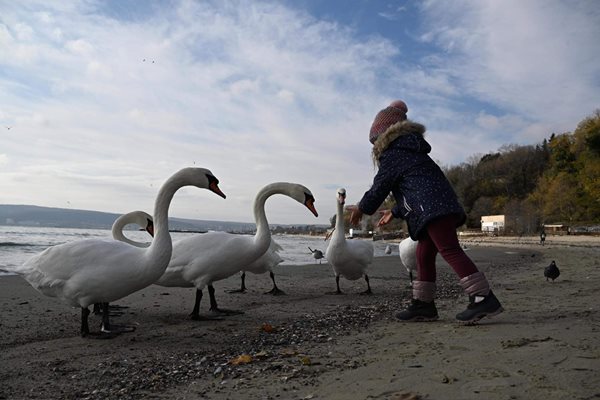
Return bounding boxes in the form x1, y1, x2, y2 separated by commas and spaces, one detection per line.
358, 122, 466, 240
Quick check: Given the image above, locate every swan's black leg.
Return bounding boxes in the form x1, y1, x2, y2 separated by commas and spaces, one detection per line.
189, 289, 203, 320
101, 302, 111, 330
81, 307, 91, 337
228, 272, 247, 294
80, 306, 118, 339
208, 284, 244, 315
360, 274, 373, 295
327, 276, 343, 295
265, 271, 286, 295
100, 303, 135, 335
188, 289, 223, 321
93, 302, 126, 317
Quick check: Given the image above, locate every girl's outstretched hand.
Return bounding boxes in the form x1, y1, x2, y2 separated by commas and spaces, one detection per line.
377, 209, 393, 226
348, 205, 363, 226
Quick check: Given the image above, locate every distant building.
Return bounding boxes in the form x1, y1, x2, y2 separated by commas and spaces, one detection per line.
543, 223, 569, 235
481, 215, 506, 235
480, 214, 523, 235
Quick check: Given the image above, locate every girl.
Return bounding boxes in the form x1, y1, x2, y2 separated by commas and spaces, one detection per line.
350, 100, 503, 324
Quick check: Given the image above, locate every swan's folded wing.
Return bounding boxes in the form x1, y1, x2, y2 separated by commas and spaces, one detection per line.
348, 240, 374, 264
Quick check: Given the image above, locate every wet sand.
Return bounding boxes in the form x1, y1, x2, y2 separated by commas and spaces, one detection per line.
1, 236, 599, 399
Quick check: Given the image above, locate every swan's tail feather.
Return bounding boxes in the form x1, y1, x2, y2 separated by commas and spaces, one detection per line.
19, 268, 65, 298
271, 240, 284, 252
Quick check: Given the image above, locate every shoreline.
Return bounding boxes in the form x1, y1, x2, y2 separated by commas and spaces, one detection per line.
1, 241, 599, 399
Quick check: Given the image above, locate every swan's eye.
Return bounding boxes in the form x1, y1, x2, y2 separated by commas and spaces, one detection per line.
206, 174, 219, 185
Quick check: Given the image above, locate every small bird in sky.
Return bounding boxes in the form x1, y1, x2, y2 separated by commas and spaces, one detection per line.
544, 260, 560, 282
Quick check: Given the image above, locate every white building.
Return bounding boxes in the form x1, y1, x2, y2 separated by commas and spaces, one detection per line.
481, 215, 505, 234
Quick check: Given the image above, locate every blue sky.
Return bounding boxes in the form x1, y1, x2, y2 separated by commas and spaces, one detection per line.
1, 0, 599, 225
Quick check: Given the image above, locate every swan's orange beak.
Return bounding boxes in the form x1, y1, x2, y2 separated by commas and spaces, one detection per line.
305, 197, 318, 217
209, 181, 226, 199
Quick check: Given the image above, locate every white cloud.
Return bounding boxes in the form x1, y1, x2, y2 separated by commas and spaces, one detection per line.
0, 1, 389, 223
65, 38, 94, 55
417, 0, 600, 139
0, 0, 598, 225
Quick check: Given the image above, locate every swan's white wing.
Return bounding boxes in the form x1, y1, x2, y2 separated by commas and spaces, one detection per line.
346, 240, 374, 265
243, 239, 284, 274
19, 238, 151, 306
159, 232, 263, 287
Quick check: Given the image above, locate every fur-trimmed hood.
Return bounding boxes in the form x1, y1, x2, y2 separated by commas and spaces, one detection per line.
372, 120, 427, 165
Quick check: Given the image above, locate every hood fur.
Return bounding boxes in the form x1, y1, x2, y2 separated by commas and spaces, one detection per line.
372, 120, 426, 165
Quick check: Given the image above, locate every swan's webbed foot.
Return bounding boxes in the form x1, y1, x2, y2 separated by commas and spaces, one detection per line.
360, 275, 372, 295
327, 276, 343, 295
101, 322, 137, 334
80, 308, 121, 339
83, 331, 121, 339
227, 273, 247, 294
227, 288, 247, 294
207, 285, 244, 315
188, 312, 224, 321
209, 307, 245, 316
265, 286, 286, 296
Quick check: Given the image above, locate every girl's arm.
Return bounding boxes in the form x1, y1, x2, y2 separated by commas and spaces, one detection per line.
358, 162, 396, 215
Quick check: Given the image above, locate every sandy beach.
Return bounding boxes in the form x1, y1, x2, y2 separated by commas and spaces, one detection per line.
1, 235, 599, 400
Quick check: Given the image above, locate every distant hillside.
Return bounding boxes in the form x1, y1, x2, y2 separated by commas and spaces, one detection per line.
0, 204, 258, 232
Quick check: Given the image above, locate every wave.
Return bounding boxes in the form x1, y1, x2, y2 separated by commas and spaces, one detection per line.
0, 242, 38, 247
0, 268, 17, 276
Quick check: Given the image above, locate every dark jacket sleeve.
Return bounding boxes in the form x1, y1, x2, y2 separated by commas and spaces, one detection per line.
391, 204, 403, 219
358, 155, 397, 215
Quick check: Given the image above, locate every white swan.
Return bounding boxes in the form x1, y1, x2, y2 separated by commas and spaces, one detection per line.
15, 167, 226, 337
155, 182, 318, 319
385, 244, 392, 255
229, 239, 285, 294
399, 237, 418, 285
325, 188, 374, 294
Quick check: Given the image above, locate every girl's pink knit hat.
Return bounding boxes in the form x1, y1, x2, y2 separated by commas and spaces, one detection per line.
369, 100, 408, 144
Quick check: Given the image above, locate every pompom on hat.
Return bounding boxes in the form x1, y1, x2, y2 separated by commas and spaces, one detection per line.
369, 100, 408, 144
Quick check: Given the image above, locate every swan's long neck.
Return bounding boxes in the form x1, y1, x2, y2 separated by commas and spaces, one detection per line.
332, 200, 346, 243
252, 183, 291, 255
147, 176, 179, 266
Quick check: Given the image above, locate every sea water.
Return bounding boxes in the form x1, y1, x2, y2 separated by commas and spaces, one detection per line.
0, 226, 395, 276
